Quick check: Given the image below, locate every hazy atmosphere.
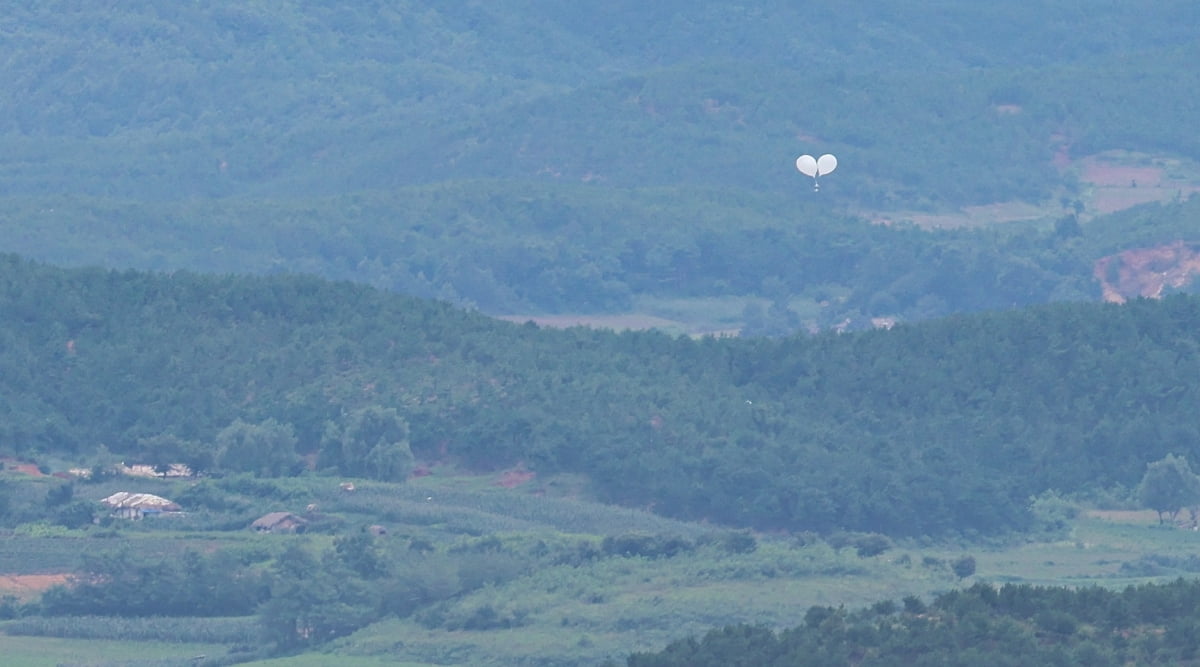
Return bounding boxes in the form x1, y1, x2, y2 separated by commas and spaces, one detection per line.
3, 3, 1200, 665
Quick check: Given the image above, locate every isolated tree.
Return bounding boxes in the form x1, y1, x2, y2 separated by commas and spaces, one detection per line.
259, 543, 377, 651
334, 533, 386, 579
137, 433, 213, 476
216, 418, 300, 477
320, 406, 414, 481
951, 554, 977, 579
1137, 454, 1200, 524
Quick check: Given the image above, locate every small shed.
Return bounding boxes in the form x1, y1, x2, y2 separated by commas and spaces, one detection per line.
251, 512, 308, 534
100, 492, 182, 519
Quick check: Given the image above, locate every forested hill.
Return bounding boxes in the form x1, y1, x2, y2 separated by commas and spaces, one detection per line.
3, 2, 1200, 204
4, 187, 1200, 330
4, 255, 1200, 537
6, 2, 1200, 327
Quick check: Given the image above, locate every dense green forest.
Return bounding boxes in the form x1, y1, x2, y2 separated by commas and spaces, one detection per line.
4, 188, 1199, 322
626, 579, 1200, 666
4, 255, 1200, 537
4, 2, 1200, 203
4, 3, 1200, 326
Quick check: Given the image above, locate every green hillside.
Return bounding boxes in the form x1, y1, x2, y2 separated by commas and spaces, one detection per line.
5, 2, 1199, 202
4, 3, 1200, 328
5, 256, 1200, 537
4, 188, 1200, 323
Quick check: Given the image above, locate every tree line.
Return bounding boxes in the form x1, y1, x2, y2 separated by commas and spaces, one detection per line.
5, 189, 1200, 328
5, 255, 1200, 536
625, 578, 1200, 666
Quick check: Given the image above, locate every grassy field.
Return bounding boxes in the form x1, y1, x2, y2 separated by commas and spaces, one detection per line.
244, 657, 423, 667
0, 635, 226, 667
292, 510, 1200, 666
4, 470, 1200, 666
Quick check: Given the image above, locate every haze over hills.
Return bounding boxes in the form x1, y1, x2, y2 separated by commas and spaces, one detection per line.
7, 6, 1200, 664
5, 2, 1200, 201
3, 2, 1200, 331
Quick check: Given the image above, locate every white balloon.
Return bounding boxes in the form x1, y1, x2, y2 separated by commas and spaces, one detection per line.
817, 154, 838, 176
795, 154, 818, 177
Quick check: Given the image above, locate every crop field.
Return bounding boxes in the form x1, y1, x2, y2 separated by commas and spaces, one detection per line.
0, 635, 227, 667
4, 471, 1200, 666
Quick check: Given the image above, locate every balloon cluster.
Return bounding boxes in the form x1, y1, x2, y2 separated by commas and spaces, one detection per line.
796, 153, 837, 191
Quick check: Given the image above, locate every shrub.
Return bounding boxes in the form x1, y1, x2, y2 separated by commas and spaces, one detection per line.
902, 595, 926, 614
720, 531, 758, 554
951, 554, 977, 579
601, 533, 694, 559
1034, 609, 1078, 636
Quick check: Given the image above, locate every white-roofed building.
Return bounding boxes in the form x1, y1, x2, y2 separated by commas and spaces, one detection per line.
100, 491, 182, 519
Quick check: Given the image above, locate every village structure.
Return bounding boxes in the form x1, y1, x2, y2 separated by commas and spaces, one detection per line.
100, 492, 183, 519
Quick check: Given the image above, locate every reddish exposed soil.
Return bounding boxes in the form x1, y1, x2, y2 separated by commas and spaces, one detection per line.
0, 574, 70, 600
1081, 161, 1164, 188
496, 466, 536, 488
1094, 241, 1200, 303
411, 464, 433, 478
0, 458, 45, 476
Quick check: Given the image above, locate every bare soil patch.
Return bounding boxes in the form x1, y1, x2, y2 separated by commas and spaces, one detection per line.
1094, 241, 1200, 303
0, 574, 70, 600
496, 466, 536, 489
1077, 152, 1200, 215
0, 458, 45, 477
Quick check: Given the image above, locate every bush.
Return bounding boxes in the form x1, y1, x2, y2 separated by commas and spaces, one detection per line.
1034, 609, 1078, 636
828, 532, 893, 557
601, 533, 694, 559
53, 500, 95, 529
951, 554, 977, 579
1029, 490, 1080, 534
853, 534, 894, 558
720, 531, 758, 554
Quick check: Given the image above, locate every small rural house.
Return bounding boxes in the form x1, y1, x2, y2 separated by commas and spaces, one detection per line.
251, 511, 308, 534
100, 492, 182, 519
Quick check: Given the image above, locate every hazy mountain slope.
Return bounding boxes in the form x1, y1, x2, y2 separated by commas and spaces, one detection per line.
6, 187, 1200, 322
4, 3, 1200, 329
3, 2, 1199, 203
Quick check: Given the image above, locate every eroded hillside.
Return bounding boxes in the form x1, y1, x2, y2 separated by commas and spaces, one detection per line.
1095, 241, 1200, 303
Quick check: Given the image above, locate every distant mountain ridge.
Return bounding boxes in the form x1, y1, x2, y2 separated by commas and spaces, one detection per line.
4, 3, 1200, 328
4, 2, 1200, 202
